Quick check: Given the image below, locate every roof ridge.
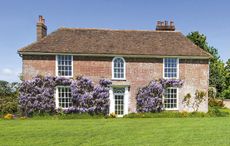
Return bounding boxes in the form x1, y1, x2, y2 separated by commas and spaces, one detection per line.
58, 27, 180, 33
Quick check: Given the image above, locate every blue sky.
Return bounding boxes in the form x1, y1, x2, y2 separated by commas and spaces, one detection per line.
0, 0, 229, 82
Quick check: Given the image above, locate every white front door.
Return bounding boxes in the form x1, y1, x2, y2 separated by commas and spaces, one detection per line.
109, 87, 129, 117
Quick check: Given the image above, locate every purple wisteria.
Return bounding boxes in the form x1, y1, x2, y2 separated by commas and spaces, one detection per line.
136, 79, 184, 113
19, 75, 111, 116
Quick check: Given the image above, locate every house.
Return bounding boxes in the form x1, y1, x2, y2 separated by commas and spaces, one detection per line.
18, 16, 211, 116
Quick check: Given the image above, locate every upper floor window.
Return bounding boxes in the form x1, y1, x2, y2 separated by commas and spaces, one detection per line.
112, 57, 126, 80
56, 55, 73, 77
163, 58, 179, 79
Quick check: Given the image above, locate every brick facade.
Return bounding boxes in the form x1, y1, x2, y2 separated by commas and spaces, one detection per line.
22, 55, 209, 113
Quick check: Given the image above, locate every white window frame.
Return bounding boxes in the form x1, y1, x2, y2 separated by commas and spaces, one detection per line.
163, 87, 179, 110
55, 86, 73, 109
56, 55, 73, 77
163, 58, 179, 79
112, 57, 126, 80
109, 86, 129, 117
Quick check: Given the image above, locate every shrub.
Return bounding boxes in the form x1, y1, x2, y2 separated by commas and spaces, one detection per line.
19, 75, 111, 116
0, 93, 18, 115
19, 76, 57, 116
208, 98, 224, 107
0, 81, 19, 115
136, 79, 184, 113
221, 86, 230, 99
4, 113, 14, 120
208, 86, 217, 98
208, 107, 229, 117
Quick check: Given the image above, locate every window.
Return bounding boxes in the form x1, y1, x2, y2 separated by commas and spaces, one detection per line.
164, 58, 178, 78
113, 88, 125, 115
112, 57, 125, 80
164, 88, 178, 110
56, 86, 72, 109
56, 55, 73, 77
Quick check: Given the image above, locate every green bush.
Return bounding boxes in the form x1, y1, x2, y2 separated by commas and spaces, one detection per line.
208, 98, 224, 107
124, 109, 229, 118
30, 113, 105, 120
0, 92, 18, 115
208, 107, 229, 117
221, 86, 230, 99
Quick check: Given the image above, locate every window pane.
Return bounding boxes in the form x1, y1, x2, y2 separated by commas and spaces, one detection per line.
57, 55, 72, 76
164, 88, 177, 109
164, 58, 177, 78
58, 87, 72, 109
113, 57, 125, 79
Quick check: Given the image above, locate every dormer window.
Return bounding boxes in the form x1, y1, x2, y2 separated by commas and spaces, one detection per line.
56, 55, 73, 77
112, 57, 126, 80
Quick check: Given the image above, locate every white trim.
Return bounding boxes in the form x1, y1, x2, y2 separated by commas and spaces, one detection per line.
163, 58, 179, 79
163, 87, 179, 110
55, 55, 73, 78
112, 57, 126, 80
19, 52, 211, 59
109, 86, 129, 117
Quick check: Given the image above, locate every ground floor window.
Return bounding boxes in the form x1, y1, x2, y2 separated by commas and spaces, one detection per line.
113, 88, 125, 116
56, 86, 72, 109
164, 88, 178, 110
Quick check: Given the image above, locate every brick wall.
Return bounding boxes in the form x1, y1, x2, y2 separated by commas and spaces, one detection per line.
22, 55, 55, 80
22, 55, 209, 112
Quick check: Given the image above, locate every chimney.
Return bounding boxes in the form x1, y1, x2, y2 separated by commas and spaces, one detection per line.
36, 15, 47, 41
156, 20, 175, 31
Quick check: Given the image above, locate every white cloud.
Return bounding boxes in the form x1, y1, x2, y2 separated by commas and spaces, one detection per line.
0, 68, 21, 82
1, 68, 14, 76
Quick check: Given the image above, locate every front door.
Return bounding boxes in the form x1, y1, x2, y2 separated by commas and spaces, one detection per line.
114, 88, 125, 116
109, 87, 129, 117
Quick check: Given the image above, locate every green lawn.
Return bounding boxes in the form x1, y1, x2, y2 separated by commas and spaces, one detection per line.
1, 118, 230, 146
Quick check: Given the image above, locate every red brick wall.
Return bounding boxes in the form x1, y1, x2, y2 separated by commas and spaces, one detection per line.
22, 55, 209, 112
22, 55, 55, 80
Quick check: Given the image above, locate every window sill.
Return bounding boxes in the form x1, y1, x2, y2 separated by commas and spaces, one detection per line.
164, 108, 179, 111
111, 78, 126, 81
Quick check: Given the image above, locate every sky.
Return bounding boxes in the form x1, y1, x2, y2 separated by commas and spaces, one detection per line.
0, 0, 229, 82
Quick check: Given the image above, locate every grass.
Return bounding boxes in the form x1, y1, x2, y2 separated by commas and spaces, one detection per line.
1, 118, 230, 146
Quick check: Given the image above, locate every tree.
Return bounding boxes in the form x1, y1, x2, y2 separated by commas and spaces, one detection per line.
187, 31, 226, 97
225, 59, 230, 87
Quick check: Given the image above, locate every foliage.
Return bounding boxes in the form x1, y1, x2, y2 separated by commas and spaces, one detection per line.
187, 31, 227, 97
19, 76, 57, 116
183, 90, 206, 111
208, 98, 224, 107
19, 75, 111, 116
0, 80, 19, 115
64, 77, 111, 115
136, 79, 184, 113
124, 108, 229, 118
221, 86, 230, 99
208, 86, 217, 98
225, 59, 230, 87
209, 58, 226, 96
208, 106, 229, 117
3, 113, 14, 120
0, 92, 18, 115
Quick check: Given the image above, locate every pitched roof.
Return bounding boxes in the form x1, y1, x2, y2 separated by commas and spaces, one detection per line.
18, 28, 211, 58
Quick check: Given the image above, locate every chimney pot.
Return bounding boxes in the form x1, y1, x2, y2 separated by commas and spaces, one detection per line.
156, 20, 175, 31
37, 15, 47, 41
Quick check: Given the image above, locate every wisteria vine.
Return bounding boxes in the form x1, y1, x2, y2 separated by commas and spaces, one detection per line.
19, 75, 111, 116
136, 79, 184, 113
